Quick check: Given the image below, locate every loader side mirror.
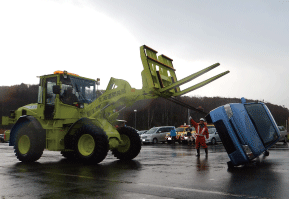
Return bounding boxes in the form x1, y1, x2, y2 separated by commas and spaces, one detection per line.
53, 85, 61, 94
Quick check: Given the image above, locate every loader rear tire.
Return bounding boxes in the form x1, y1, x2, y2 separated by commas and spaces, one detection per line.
73, 124, 109, 164
112, 126, 141, 160
14, 120, 44, 162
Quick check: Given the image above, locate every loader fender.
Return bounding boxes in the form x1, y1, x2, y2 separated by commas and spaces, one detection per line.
9, 116, 46, 148
64, 118, 101, 149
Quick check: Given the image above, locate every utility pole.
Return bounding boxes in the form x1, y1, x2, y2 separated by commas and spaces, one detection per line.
187, 109, 190, 126
134, 109, 137, 130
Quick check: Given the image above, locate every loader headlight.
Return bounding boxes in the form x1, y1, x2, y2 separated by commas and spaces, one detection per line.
242, 145, 254, 160
224, 104, 233, 118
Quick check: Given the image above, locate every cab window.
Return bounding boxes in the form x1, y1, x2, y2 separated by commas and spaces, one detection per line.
46, 77, 57, 105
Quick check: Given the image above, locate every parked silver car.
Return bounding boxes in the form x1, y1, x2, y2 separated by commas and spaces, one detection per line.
206, 127, 221, 145
141, 126, 175, 144
278, 126, 288, 143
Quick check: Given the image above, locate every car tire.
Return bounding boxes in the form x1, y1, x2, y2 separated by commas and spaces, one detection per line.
211, 138, 216, 145
153, 138, 158, 144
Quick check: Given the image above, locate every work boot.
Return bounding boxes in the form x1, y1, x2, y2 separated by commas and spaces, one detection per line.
196, 148, 200, 157
205, 148, 208, 157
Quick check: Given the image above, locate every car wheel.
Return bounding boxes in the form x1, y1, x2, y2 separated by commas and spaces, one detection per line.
211, 138, 216, 145
153, 138, 158, 144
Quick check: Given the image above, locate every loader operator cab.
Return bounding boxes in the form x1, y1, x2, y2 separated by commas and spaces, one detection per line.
38, 71, 97, 119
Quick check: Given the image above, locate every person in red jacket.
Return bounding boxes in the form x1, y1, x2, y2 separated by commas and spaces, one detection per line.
190, 116, 209, 157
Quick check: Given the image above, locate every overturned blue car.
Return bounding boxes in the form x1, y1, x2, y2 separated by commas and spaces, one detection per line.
205, 97, 280, 168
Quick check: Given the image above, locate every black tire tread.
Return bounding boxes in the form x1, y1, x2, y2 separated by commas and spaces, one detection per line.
112, 126, 141, 160
72, 124, 109, 164
14, 120, 44, 162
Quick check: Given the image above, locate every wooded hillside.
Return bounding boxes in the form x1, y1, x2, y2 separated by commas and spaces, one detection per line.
1, 84, 288, 131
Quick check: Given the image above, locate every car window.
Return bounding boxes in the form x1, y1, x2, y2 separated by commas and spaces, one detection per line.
166, 127, 174, 132
157, 128, 163, 133
175, 127, 184, 132
208, 128, 216, 134
146, 127, 158, 134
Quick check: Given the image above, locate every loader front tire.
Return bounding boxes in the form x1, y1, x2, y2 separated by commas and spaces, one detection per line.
73, 124, 109, 164
14, 120, 44, 162
112, 126, 141, 160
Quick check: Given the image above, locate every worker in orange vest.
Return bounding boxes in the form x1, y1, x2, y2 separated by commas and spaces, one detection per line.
189, 116, 209, 157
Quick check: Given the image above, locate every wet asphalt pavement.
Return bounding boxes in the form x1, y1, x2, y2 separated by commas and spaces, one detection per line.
1, 142, 289, 199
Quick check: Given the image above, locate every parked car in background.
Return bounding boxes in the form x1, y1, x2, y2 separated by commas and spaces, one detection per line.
206, 128, 221, 145
138, 130, 147, 143
141, 126, 175, 144
206, 124, 215, 130
180, 126, 196, 144
278, 126, 288, 143
138, 130, 147, 136
166, 125, 191, 144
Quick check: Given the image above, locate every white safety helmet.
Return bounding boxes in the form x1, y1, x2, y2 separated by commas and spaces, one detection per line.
199, 118, 205, 122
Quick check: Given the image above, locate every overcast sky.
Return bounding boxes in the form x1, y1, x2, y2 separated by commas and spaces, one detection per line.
1, 0, 288, 110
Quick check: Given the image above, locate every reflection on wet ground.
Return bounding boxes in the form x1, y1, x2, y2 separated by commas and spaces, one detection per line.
1, 142, 289, 198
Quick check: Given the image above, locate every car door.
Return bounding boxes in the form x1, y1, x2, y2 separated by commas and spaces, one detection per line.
155, 128, 165, 142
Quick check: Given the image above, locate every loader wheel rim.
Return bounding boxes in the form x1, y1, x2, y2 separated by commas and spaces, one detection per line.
118, 134, 130, 153
78, 134, 95, 156
18, 135, 30, 155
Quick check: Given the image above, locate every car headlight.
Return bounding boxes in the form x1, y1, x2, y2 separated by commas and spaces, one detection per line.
242, 145, 254, 160
224, 104, 233, 118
